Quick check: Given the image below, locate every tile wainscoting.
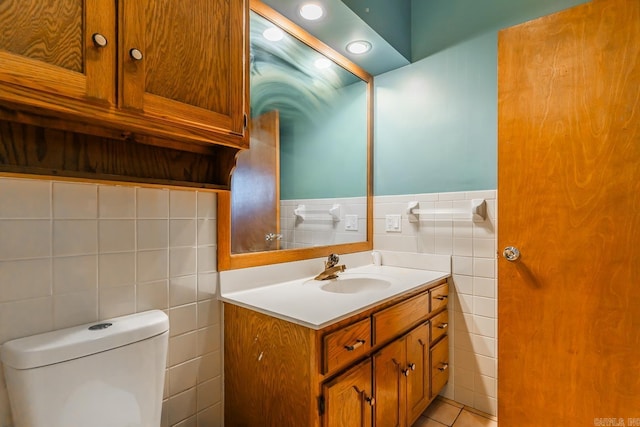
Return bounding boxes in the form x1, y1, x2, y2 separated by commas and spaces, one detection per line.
374, 190, 498, 416
0, 177, 222, 427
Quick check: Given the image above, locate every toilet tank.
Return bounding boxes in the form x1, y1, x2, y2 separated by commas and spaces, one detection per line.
0, 310, 169, 427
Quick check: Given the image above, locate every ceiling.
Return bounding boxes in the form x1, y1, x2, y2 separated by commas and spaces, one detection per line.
261, 0, 590, 76
262, 0, 410, 76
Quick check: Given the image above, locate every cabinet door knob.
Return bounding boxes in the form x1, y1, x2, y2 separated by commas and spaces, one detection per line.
129, 48, 144, 61
364, 394, 375, 406
434, 295, 448, 301
408, 363, 416, 371
437, 322, 448, 329
344, 339, 365, 352
437, 363, 449, 372
91, 33, 108, 48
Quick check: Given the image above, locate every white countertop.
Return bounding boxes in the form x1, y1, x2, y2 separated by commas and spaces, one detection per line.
220, 263, 449, 329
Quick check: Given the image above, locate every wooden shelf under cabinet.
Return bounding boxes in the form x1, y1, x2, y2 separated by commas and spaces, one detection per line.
224, 278, 450, 427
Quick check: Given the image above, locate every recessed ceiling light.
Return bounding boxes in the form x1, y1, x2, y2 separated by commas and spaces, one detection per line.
300, 3, 324, 21
314, 57, 332, 69
346, 40, 372, 54
263, 27, 284, 42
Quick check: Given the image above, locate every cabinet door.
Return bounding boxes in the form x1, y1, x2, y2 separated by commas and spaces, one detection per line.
120, 0, 247, 144
405, 322, 431, 425
373, 337, 406, 427
0, 0, 115, 107
323, 359, 373, 427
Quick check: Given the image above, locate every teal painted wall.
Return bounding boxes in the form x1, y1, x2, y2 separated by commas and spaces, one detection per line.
280, 82, 368, 200
374, 0, 590, 196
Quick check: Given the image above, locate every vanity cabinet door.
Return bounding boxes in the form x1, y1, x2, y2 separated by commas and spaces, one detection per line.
373, 337, 406, 427
323, 359, 373, 427
406, 322, 431, 425
0, 0, 116, 108
119, 0, 248, 146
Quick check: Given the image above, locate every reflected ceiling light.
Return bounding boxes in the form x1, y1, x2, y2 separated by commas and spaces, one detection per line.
263, 27, 284, 41
314, 57, 332, 69
346, 40, 372, 54
299, 3, 324, 20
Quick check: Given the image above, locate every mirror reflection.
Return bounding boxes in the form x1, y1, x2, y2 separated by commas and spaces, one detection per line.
230, 4, 371, 254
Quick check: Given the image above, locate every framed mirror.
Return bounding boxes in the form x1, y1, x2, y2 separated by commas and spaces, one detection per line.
218, 0, 373, 270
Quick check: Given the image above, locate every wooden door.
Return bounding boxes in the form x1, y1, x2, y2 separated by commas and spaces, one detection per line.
498, 0, 640, 424
120, 0, 247, 143
405, 323, 430, 425
231, 111, 280, 253
0, 0, 115, 107
323, 359, 373, 427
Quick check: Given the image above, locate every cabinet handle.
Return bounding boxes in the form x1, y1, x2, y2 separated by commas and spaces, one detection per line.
437, 323, 448, 329
91, 33, 108, 48
344, 339, 365, 351
437, 363, 449, 372
402, 362, 416, 376
364, 394, 375, 406
129, 48, 144, 61
434, 295, 448, 301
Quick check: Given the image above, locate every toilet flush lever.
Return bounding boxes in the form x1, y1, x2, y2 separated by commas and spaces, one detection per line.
503, 246, 520, 261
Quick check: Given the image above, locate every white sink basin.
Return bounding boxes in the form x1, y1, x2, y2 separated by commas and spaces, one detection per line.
320, 277, 391, 294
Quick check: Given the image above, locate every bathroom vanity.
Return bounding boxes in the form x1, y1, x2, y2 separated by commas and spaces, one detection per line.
221, 259, 450, 427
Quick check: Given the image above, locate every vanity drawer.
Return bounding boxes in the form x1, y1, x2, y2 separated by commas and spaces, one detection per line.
323, 317, 371, 374
373, 291, 430, 346
430, 335, 449, 398
430, 310, 448, 344
430, 283, 449, 312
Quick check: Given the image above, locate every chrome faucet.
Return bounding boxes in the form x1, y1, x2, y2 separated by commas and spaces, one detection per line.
314, 253, 346, 280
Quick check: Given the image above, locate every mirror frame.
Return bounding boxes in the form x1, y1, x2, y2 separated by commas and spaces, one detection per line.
217, 0, 373, 270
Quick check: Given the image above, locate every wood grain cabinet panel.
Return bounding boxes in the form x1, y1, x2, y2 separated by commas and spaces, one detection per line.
323, 317, 371, 374
430, 283, 449, 312
0, 0, 116, 105
373, 292, 430, 346
430, 336, 449, 399
323, 359, 373, 427
430, 310, 448, 344
0, 0, 247, 152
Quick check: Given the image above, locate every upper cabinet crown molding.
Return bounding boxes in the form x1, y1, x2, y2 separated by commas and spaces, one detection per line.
0, 0, 249, 169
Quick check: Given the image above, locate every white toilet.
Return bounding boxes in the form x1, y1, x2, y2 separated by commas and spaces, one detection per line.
0, 310, 169, 427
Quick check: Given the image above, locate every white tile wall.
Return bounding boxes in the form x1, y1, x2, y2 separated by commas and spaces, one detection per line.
280, 196, 367, 249
0, 177, 222, 427
374, 190, 497, 416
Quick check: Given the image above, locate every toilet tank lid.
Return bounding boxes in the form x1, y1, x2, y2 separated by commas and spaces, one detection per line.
0, 310, 169, 370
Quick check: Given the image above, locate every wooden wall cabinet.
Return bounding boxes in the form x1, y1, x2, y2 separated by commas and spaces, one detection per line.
0, 0, 247, 151
224, 280, 450, 427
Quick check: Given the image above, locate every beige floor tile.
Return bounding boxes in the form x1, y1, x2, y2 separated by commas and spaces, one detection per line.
422, 400, 463, 426
452, 410, 497, 427
412, 416, 448, 427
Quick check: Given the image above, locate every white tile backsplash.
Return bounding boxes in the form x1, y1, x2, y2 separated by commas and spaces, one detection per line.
0, 178, 50, 218
374, 189, 497, 416
0, 177, 222, 427
53, 182, 98, 219
0, 220, 50, 260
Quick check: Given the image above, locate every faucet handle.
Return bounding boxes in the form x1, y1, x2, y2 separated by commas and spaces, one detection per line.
326, 253, 339, 268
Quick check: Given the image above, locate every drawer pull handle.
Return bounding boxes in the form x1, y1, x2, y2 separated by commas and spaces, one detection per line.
344, 339, 365, 351
437, 323, 448, 329
437, 363, 449, 372
434, 295, 448, 301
